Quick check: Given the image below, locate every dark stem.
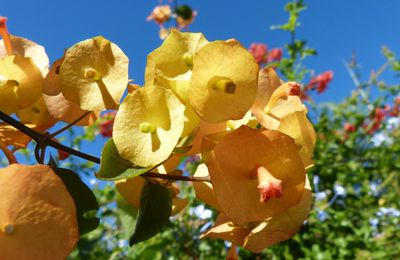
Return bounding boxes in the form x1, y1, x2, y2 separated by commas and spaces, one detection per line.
0, 110, 210, 183
142, 172, 210, 182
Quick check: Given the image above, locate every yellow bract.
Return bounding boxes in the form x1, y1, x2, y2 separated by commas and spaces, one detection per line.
251, 67, 282, 119
59, 36, 129, 111
193, 163, 221, 210
145, 30, 208, 86
154, 70, 192, 103
254, 82, 305, 129
16, 95, 56, 127
180, 104, 201, 138
0, 164, 79, 259
43, 58, 98, 126
180, 120, 226, 156
278, 111, 316, 168
0, 55, 43, 114
189, 40, 259, 123
0, 34, 49, 76
113, 85, 185, 167
207, 126, 305, 225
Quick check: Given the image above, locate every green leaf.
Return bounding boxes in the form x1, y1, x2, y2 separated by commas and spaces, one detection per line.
175, 5, 193, 20
130, 180, 172, 246
97, 138, 152, 181
53, 167, 100, 235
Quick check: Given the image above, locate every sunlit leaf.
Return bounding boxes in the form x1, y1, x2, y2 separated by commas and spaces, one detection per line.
97, 138, 153, 181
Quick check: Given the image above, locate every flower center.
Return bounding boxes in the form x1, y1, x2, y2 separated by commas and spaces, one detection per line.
83, 67, 101, 81
210, 76, 236, 94
139, 122, 156, 134
253, 165, 283, 203
183, 52, 193, 69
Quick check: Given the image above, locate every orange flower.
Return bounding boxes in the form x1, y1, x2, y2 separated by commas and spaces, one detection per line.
147, 5, 172, 25
307, 71, 334, 93
206, 126, 306, 225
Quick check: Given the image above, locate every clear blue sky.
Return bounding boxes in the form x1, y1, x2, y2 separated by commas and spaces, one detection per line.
3, 0, 400, 104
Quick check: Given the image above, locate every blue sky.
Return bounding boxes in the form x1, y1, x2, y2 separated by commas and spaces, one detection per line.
2, 0, 400, 164
3, 0, 400, 104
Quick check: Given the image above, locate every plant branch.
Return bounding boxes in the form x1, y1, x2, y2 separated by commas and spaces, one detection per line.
49, 111, 91, 138
0, 142, 17, 164
0, 110, 100, 164
0, 110, 210, 183
142, 172, 210, 182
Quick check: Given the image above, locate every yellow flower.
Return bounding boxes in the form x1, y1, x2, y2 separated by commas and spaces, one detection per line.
145, 30, 208, 87
0, 55, 43, 114
113, 85, 185, 167
0, 34, 49, 76
59, 36, 129, 111
43, 58, 99, 126
189, 40, 259, 123
16, 95, 56, 128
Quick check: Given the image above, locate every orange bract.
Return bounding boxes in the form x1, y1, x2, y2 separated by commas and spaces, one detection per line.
0, 164, 79, 259
207, 126, 305, 225
201, 177, 312, 253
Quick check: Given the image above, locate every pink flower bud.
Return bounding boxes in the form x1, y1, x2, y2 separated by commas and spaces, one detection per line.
249, 43, 268, 65
267, 48, 283, 63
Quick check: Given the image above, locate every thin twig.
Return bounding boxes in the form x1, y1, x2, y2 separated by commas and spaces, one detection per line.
49, 111, 91, 138
0, 142, 17, 164
0, 110, 100, 164
0, 110, 210, 183
344, 61, 361, 88
142, 172, 210, 182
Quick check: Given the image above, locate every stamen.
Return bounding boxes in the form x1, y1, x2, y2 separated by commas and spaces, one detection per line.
139, 122, 156, 134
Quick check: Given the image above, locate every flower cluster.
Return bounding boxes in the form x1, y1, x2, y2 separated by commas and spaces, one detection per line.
110, 31, 316, 252
249, 43, 283, 66
0, 16, 316, 254
147, 1, 197, 39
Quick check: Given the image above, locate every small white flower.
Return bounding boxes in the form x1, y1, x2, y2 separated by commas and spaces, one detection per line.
369, 218, 379, 228
371, 132, 386, 146
387, 117, 400, 130
334, 184, 346, 196
89, 178, 97, 186
117, 239, 129, 248
189, 205, 212, 220
315, 191, 328, 201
